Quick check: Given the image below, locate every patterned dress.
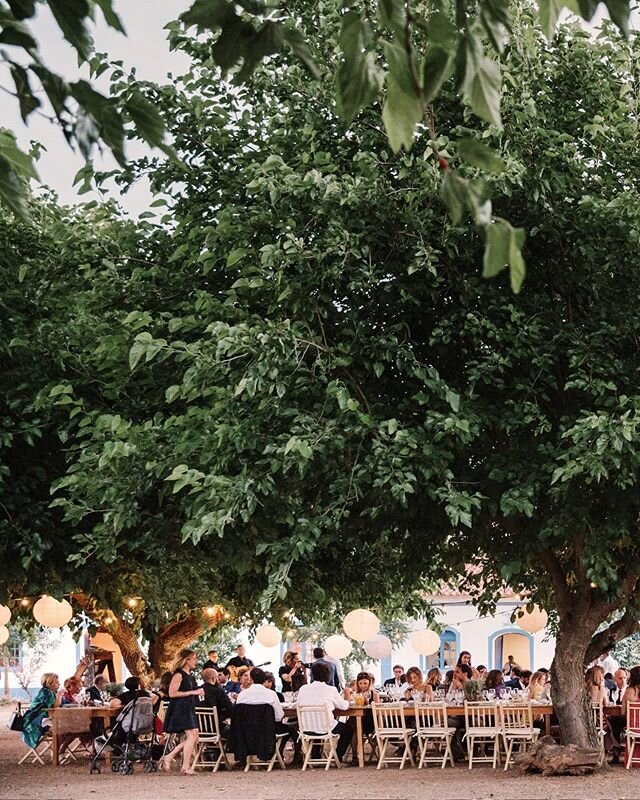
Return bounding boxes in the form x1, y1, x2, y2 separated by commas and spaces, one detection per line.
21, 687, 56, 749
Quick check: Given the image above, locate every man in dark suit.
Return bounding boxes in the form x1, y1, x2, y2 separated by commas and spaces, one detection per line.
203, 649, 221, 671
217, 668, 241, 695
384, 664, 406, 689
201, 668, 234, 735
311, 647, 338, 689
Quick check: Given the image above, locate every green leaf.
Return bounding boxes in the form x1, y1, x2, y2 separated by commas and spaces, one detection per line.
335, 12, 383, 122
439, 170, 468, 224
457, 139, 505, 173
602, 0, 630, 35
47, 0, 93, 60
93, 0, 126, 33
282, 24, 320, 79
422, 45, 453, 104
0, 131, 38, 180
538, 0, 563, 40
9, 63, 40, 122
0, 18, 38, 49
377, 0, 406, 35
483, 217, 526, 292
180, 0, 235, 29
463, 31, 502, 128
125, 92, 169, 149
226, 248, 248, 267
7, 0, 37, 20
381, 39, 424, 152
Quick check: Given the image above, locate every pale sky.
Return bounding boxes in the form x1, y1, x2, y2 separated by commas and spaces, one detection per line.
1, 1, 189, 215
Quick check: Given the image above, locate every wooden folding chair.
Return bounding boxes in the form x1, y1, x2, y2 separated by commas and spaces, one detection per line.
625, 702, 640, 768
500, 702, 539, 770
372, 702, 415, 769
193, 706, 230, 772
592, 702, 606, 767
463, 701, 501, 769
414, 702, 456, 768
244, 733, 288, 771
297, 704, 341, 770
18, 731, 53, 765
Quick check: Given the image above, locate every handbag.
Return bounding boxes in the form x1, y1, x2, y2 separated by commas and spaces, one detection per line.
8, 703, 23, 731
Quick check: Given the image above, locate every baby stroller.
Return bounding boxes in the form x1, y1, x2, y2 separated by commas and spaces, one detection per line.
90, 695, 158, 775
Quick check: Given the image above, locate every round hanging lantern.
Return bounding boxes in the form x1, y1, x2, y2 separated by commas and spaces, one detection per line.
0, 604, 10, 626
53, 599, 73, 627
325, 634, 352, 659
0, 625, 9, 645
33, 596, 72, 628
363, 634, 393, 660
343, 609, 380, 641
515, 604, 548, 633
411, 629, 441, 656
255, 624, 282, 648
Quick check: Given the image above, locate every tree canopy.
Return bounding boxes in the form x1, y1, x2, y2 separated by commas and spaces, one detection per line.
1, 8, 640, 746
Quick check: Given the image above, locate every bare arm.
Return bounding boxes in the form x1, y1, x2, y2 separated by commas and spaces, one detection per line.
168, 672, 201, 699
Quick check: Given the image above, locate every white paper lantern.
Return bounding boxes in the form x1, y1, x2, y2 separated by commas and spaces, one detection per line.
515, 604, 548, 633
325, 634, 352, 659
0, 625, 9, 645
0, 605, 10, 626
343, 609, 380, 641
363, 634, 393, 660
33, 596, 73, 628
411, 629, 441, 656
255, 624, 282, 648
54, 599, 73, 627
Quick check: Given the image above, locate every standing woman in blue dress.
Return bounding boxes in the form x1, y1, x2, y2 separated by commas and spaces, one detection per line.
22, 673, 62, 750
160, 649, 203, 774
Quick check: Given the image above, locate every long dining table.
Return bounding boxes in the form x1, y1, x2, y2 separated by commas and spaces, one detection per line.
286, 702, 559, 769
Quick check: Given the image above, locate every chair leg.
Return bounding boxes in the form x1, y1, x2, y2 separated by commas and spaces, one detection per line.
445, 735, 455, 767
467, 735, 474, 769
376, 739, 388, 770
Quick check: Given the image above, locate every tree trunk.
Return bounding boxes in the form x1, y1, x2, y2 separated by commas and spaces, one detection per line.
147, 613, 216, 675
551, 623, 597, 749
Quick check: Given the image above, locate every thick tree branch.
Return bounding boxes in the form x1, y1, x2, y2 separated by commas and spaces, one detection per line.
538, 549, 572, 617
586, 609, 640, 664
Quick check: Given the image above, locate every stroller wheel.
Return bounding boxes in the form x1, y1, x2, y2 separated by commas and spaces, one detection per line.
90, 765, 101, 775
111, 762, 120, 773
119, 761, 134, 775
143, 761, 155, 773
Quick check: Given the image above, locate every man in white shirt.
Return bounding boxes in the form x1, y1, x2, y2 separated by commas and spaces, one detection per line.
597, 651, 620, 676
296, 662, 353, 763
235, 667, 284, 721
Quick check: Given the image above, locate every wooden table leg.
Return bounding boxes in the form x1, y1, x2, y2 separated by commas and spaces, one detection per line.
545, 711, 551, 737
52, 719, 59, 767
356, 714, 365, 768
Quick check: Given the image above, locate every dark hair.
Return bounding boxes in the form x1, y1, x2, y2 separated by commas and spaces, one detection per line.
604, 672, 614, 680
406, 666, 423, 682
484, 670, 504, 690
520, 670, 532, 679
311, 662, 330, 683
458, 664, 473, 679
263, 671, 276, 686
538, 667, 549, 674
393, 664, 404, 671
313, 647, 325, 659
250, 667, 266, 684
160, 671, 172, 691
510, 667, 522, 677
476, 665, 487, 672
208, 649, 217, 656
124, 676, 140, 691
457, 651, 472, 666
445, 670, 454, 682
356, 672, 373, 685
628, 666, 640, 688
222, 668, 231, 678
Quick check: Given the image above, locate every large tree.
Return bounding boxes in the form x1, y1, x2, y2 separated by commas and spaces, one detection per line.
2, 8, 640, 748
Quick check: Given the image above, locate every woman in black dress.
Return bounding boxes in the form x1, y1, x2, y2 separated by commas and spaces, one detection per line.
160, 649, 203, 774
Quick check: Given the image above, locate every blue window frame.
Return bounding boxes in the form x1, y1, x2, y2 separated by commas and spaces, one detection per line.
418, 628, 460, 672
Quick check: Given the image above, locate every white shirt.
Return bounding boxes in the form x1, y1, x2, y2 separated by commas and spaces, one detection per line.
607, 684, 626, 706
296, 681, 349, 732
235, 683, 284, 722
598, 654, 620, 675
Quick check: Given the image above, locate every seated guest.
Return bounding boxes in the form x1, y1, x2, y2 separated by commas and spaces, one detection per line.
404, 667, 433, 701
237, 666, 252, 691
525, 671, 548, 701
443, 669, 454, 694
585, 666, 607, 705
203, 649, 221, 671
484, 669, 506, 698
608, 669, 627, 706
87, 675, 107, 703
608, 665, 640, 761
425, 668, 442, 691
279, 651, 308, 693
263, 672, 285, 702
61, 676, 83, 705
109, 676, 150, 714
384, 664, 406, 689
476, 665, 488, 680
21, 673, 62, 751
200, 668, 233, 735
296, 662, 352, 765
445, 665, 472, 759
505, 668, 532, 690
235, 666, 293, 744
218, 668, 241, 695
152, 671, 173, 709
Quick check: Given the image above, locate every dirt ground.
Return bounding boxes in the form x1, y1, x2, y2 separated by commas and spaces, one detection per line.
2, 706, 640, 800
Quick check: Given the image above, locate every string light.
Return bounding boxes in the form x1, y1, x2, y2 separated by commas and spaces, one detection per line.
20, 598, 29, 607
127, 598, 137, 609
